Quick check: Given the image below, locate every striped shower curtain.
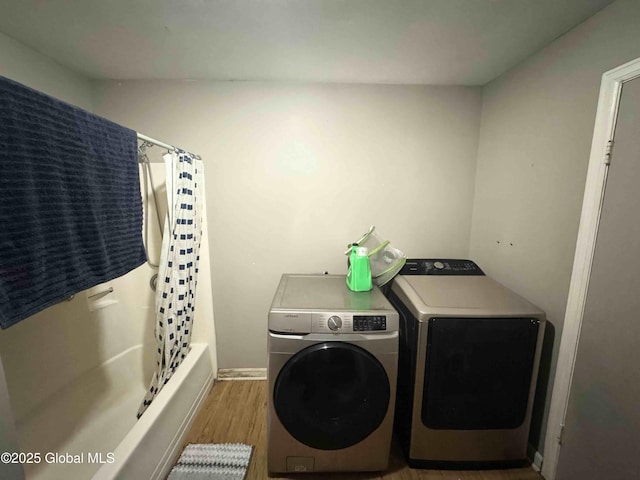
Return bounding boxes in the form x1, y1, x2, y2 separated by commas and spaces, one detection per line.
138, 150, 204, 418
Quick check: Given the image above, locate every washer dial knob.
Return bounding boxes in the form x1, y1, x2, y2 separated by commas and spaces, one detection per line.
327, 315, 342, 331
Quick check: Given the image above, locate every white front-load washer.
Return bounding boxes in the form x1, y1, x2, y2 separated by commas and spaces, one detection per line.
267, 274, 399, 473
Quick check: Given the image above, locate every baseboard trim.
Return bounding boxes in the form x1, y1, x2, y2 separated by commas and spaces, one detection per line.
217, 368, 267, 380
527, 444, 543, 472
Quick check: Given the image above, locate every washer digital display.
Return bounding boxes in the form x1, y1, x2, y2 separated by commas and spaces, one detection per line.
353, 315, 386, 331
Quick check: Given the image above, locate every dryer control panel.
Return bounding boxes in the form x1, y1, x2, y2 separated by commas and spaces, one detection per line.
400, 259, 485, 276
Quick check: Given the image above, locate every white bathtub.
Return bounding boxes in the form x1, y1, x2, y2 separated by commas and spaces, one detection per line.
18, 343, 213, 480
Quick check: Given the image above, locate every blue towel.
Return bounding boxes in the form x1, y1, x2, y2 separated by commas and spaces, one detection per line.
0, 76, 146, 329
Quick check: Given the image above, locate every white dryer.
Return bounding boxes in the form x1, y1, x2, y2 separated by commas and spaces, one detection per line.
267, 274, 398, 473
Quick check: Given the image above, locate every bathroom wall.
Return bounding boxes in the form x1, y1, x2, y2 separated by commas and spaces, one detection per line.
0, 31, 93, 110
0, 356, 22, 480
469, 0, 640, 456
93, 81, 483, 369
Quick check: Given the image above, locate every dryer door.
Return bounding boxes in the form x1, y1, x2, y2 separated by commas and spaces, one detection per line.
273, 341, 390, 450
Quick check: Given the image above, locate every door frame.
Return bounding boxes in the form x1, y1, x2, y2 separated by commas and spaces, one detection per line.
542, 56, 640, 480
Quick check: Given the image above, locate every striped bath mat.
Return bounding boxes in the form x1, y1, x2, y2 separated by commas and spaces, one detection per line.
168, 443, 254, 480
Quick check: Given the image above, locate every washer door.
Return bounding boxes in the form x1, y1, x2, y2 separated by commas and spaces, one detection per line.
273, 341, 390, 450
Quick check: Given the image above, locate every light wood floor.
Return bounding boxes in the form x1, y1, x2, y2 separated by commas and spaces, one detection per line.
178, 380, 543, 480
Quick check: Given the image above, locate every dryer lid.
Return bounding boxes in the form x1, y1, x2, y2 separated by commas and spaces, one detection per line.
393, 275, 545, 320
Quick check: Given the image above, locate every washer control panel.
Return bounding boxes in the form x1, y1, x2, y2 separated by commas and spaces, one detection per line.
353, 315, 387, 331
312, 313, 387, 333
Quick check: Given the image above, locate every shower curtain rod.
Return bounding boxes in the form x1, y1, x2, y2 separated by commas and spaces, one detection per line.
136, 132, 202, 160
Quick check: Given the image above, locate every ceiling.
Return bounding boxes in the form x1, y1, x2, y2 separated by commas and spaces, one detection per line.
0, 0, 615, 85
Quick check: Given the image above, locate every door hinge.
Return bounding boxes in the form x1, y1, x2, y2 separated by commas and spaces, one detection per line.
604, 139, 614, 165
558, 424, 565, 445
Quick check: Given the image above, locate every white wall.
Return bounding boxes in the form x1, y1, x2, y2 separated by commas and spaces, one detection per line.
0, 356, 23, 480
0, 31, 93, 110
93, 81, 483, 369
470, 0, 640, 455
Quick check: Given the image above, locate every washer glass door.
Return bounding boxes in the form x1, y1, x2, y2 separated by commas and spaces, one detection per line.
273, 341, 390, 450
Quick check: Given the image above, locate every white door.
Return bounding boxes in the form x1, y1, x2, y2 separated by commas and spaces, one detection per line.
553, 75, 640, 479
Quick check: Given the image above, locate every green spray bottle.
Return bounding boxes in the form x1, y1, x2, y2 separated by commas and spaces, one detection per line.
346, 245, 373, 292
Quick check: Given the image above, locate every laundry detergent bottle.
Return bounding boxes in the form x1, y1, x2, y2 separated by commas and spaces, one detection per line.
346, 245, 373, 292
